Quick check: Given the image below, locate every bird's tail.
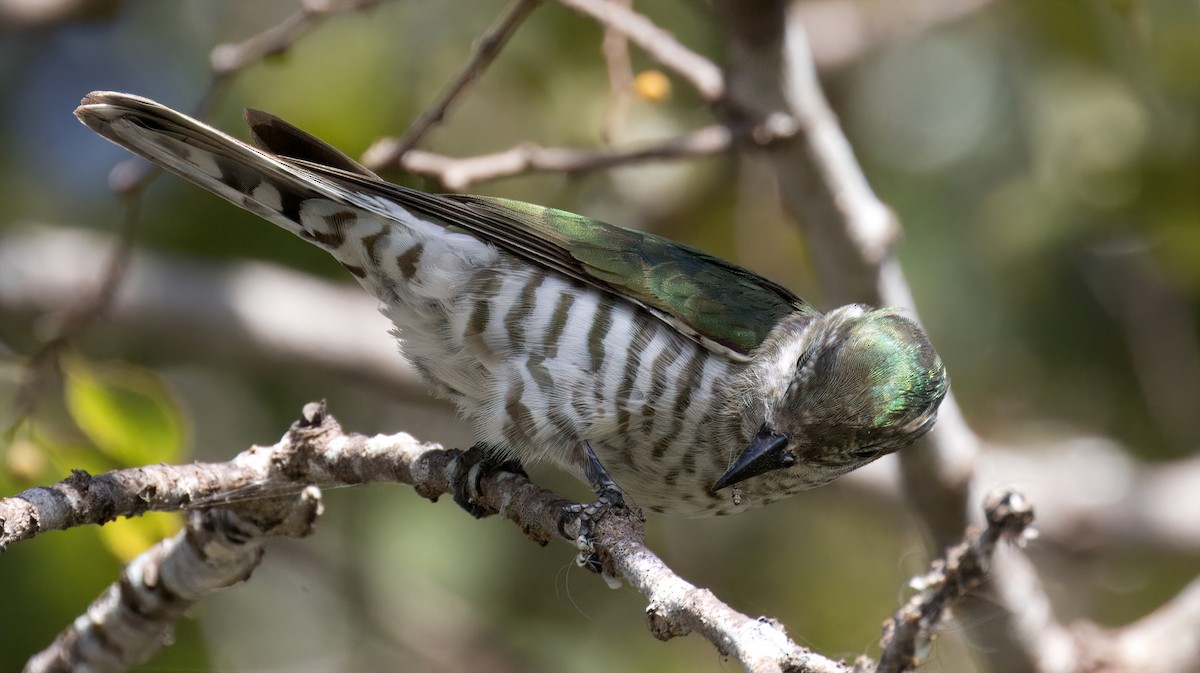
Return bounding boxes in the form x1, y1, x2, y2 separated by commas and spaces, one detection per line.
74, 91, 386, 259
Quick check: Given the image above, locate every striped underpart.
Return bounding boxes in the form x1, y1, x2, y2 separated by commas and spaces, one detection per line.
470, 269, 747, 514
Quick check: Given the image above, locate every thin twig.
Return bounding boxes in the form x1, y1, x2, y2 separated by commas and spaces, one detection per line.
874, 490, 1037, 673
598, 0, 635, 144
362, 0, 541, 171
554, 0, 724, 101
401, 115, 797, 191
209, 0, 381, 75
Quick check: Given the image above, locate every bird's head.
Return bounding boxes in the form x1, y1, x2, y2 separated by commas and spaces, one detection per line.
714, 305, 947, 492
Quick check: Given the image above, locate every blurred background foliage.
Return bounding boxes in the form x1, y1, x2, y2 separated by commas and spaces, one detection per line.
0, 0, 1197, 671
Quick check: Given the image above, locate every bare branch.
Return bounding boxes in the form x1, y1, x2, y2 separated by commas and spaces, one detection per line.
715, 3, 1022, 671
598, 0, 635, 144
628, 546, 852, 673
6, 404, 863, 673
23, 490, 321, 673
1074, 575, 1200, 673
209, 8, 311, 75
796, 0, 1003, 72
362, 0, 540, 171
0, 0, 127, 33
0, 404, 516, 551
875, 489, 1037, 673
553, 0, 725, 101
399, 116, 797, 191
208, 0, 381, 76
8, 402, 1036, 673
720, 0, 897, 302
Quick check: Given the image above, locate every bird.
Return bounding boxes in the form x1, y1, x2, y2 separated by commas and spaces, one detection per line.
75, 91, 947, 519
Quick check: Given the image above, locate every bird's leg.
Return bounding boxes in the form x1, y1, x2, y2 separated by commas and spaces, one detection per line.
561, 442, 630, 574
452, 443, 527, 519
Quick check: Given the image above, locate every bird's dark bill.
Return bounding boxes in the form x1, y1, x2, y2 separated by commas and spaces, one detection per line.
712, 423, 794, 491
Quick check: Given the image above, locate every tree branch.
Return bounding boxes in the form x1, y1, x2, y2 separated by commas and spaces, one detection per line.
23, 490, 322, 673
396, 116, 797, 191
597, 0, 635, 144
715, 2, 1019, 670
1073, 575, 1200, 673
8, 403, 1032, 673
874, 489, 1036, 673
0, 403, 552, 551
795, 0, 1003, 72
208, 0, 381, 76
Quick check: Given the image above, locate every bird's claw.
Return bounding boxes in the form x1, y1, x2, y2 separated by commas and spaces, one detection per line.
560, 486, 628, 575
452, 444, 527, 519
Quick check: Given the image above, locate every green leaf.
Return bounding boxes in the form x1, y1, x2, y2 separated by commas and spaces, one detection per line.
62, 355, 187, 467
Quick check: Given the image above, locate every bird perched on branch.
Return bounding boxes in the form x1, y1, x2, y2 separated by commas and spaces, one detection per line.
75, 91, 946, 522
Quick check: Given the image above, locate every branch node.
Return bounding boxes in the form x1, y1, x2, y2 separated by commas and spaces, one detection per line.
983, 488, 1037, 545
646, 602, 692, 641
298, 400, 328, 428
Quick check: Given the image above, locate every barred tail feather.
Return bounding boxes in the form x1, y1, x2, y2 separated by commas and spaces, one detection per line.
75, 91, 374, 256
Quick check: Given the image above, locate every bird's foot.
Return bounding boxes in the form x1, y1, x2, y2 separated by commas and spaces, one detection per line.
562, 486, 627, 574
558, 442, 639, 581
452, 443, 527, 519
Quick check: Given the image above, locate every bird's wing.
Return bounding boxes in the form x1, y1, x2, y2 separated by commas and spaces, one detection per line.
243, 109, 817, 358
451, 194, 817, 356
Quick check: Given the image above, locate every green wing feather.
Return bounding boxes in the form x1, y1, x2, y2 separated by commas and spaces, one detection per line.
446, 196, 817, 355
246, 112, 816, 356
